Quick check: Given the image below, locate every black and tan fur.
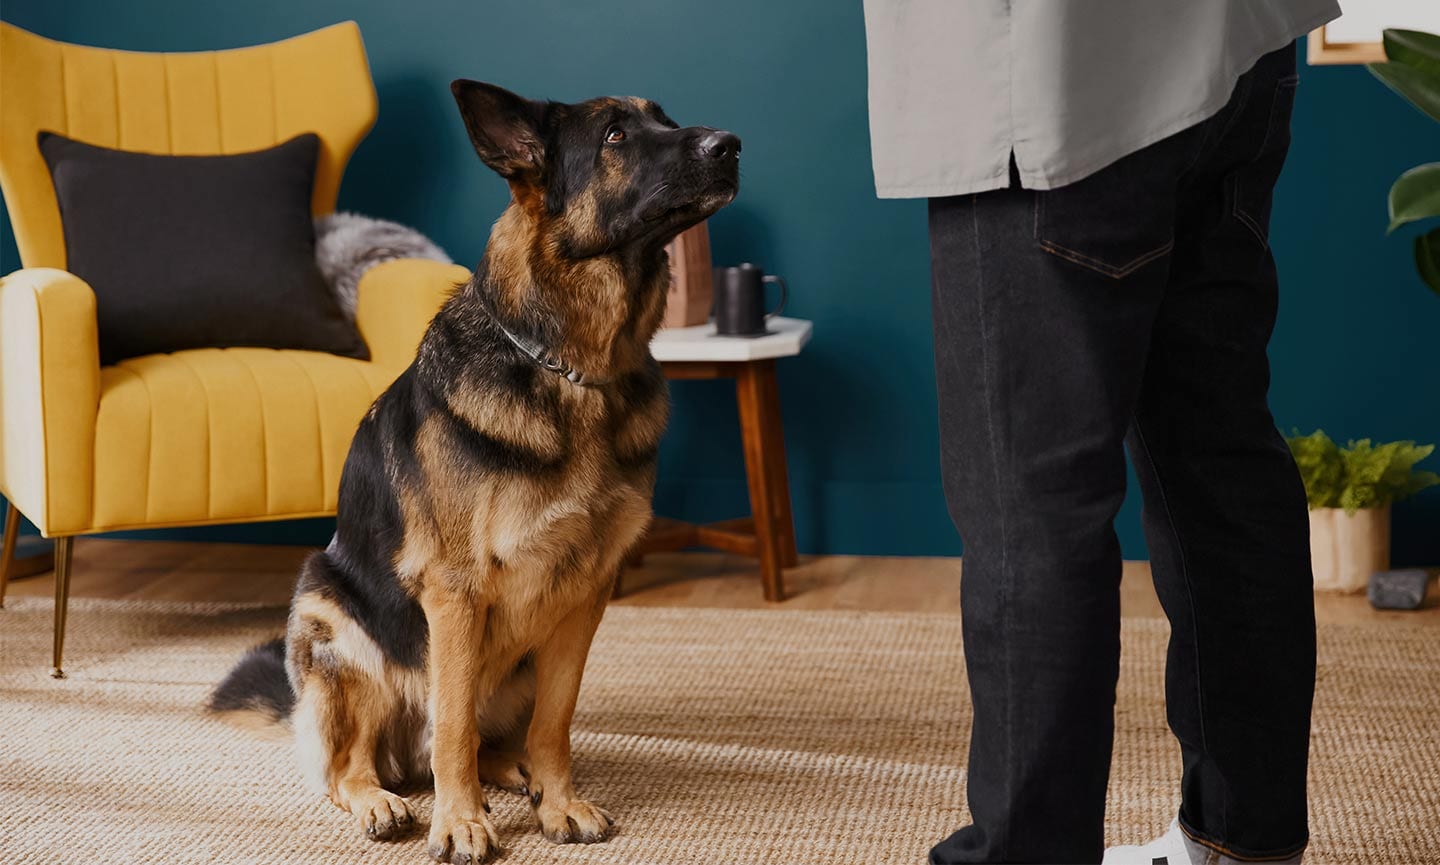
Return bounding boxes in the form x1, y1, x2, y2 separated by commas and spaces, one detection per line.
210, 80, 740, 864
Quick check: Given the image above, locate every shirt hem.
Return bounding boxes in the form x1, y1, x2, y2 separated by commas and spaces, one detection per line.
1016, 5, 1339, 191
875, 168, 1012, 199
1016, 100, 1229, 191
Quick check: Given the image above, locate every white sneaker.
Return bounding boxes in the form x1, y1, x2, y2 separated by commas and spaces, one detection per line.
1103, 821, 1303, 865
1103, 821, 1194, 865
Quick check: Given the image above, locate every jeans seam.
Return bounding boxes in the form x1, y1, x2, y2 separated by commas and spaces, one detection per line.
1232, 77, 1298, 247
973, 195, 1014, 860
1232, 170, 1269, 245
1129, 412, 1220, 839
1213, 71, 1256, 156
1176, 109, 1218, 184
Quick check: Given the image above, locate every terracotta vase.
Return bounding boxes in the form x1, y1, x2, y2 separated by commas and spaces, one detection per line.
1309, 505, 1390, 593
662, 221, 713, 329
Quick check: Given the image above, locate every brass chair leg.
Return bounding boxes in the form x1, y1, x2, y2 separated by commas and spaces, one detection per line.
0, 502, 19, 608
51, 537, 74, 679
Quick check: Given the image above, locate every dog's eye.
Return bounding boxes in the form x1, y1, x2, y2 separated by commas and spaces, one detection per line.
604, 127, 626, 144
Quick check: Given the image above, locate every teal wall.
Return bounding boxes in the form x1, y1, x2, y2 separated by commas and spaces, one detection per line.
3, 1, 1437, 564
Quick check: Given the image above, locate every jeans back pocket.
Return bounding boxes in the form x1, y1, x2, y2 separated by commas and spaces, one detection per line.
1031, 122, 1202, 280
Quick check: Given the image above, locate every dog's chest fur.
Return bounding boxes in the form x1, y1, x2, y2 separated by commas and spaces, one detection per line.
384, 293, 668, 646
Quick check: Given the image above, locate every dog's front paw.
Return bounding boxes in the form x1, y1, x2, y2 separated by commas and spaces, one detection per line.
427, 809, 501, 864
357, 789, 416, 841
535, 797, 614, 844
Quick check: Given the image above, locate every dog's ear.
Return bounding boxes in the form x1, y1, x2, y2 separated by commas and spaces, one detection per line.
451, 80, 546, 179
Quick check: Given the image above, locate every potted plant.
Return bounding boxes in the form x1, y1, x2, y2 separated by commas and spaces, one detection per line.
1369, 29, 1440, 296
1287, 430, 1439, 592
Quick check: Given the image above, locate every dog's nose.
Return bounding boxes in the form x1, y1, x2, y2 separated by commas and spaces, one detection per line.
696, 129, 741, 160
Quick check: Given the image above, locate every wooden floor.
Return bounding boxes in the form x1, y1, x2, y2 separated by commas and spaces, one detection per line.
5, 538, 1436, 626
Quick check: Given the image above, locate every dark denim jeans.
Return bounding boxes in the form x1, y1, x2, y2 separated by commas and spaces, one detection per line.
927, 44, 1316, 865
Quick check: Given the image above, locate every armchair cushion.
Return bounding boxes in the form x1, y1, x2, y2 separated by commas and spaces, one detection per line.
91, 347, 398, 531
38, 132, 367, 365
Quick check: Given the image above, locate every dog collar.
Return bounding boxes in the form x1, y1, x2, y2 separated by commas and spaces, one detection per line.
494, 321, 610, 388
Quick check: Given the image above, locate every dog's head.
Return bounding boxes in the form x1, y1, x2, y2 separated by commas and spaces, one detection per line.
451, 80, 739, 258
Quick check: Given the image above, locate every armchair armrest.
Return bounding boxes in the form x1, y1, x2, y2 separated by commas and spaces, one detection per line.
0, 268, 99, 536
354, 258, 470, 371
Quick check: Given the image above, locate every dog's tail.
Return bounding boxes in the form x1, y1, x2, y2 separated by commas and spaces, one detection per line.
208, 637, 295, 730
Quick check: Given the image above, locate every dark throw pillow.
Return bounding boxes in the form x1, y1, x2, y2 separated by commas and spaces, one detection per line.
39, 132, 368, 365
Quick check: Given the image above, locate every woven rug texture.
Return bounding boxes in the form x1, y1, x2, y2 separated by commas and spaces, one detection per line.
1, 598, 1435, 864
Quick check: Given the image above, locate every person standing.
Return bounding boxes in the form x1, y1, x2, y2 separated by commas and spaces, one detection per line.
862, 2, 1340, 863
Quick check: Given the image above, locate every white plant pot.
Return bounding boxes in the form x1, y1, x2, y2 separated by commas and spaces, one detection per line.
1309, 505, 1390, 593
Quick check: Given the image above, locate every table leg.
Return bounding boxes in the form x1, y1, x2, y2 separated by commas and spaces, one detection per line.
761, 380, 800, 570
736, 360, 797, 601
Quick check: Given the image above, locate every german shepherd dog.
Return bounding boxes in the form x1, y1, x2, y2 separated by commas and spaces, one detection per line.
210, 80, 739, 863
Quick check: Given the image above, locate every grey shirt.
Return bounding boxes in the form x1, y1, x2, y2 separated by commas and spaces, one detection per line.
863, 0, 1340, 198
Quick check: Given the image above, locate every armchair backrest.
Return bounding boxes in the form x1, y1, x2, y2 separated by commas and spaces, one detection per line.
0, 20, 377, 269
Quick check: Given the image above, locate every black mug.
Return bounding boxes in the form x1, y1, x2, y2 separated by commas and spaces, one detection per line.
713, 263, 787, 337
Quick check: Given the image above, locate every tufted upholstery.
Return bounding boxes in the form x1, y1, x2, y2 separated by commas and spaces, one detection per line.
0, 21, 468, 539
93, 349, 393, 531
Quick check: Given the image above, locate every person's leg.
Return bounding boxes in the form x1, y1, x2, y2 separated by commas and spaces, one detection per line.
1127, 43, 1315, 861
927, 135, 1199, 862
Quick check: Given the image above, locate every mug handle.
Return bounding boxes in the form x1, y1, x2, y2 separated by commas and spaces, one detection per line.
762, 274, 788, 319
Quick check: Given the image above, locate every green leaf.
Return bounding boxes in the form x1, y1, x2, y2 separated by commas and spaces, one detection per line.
1388, 163, 1440, 232
1369, 61, 1440, 124
1385, 29, 1440, 77
1337, 439, 1439, 513
1286, 430, 1343, 509
1416, 228, 1440, 297
1407, 469, 1440, 498
1286, 432, 1439, 514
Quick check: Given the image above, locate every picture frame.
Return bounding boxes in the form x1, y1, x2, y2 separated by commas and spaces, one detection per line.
1308, 1, 1440, 65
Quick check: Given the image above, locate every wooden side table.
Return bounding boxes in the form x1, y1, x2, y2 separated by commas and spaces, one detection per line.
624, 317, 813, 602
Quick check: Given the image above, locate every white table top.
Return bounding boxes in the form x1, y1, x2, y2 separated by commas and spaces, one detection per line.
650, 316, 812, 362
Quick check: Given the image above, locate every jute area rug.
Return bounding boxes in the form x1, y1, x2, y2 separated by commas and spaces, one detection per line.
1, 598, 1435, 864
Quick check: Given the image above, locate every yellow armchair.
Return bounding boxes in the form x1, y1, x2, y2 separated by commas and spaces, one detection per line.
0, 21, 466, 676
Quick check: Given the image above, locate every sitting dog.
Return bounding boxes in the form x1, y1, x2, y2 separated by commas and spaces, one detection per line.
210, 79, 740, 864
